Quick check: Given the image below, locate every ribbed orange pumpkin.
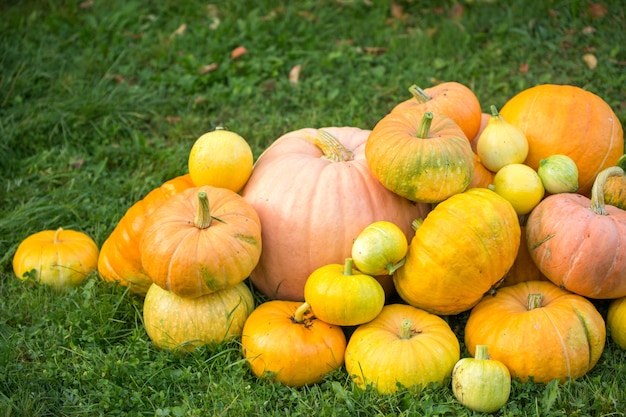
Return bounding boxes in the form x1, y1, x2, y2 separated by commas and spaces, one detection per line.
465, 281, 606, 384
526, 167, 626, 299
98, 174, 195, 295
365, 111, 475, 204
394, 188, 520, 315
141, 186, 262, 298
241, 127, 428, 301
499, 220, 547, 287
499, 84, 624, 196
391, 82, 482, 140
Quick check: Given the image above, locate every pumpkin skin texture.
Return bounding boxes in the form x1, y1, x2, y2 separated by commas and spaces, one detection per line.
143, 281, 254, 352
526, 167, 626, 299
499, 84, 624, 196
304, 258, 385, 326
464, 281, 606, 384
241, 301, 347, 387
98, 174, 195, 295
13, 227, 99, 290
241, 127, 428, 301
394, 188, 520, 315
607, 296, 626, 350
500, 223, 547, 287
141, 186, 262, 298
344, 303, 460, 394
451, 345, 511, 414
391, 82, 483, 140
365, 111, 475, 204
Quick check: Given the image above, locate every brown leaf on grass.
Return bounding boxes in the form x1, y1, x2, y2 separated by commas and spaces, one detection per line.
79, 0, 94, 8
231, 46, 247, 60
582, 53, 598, 69
448, 4, 464, 21
588, 3, 608, 18
390, 2, 408, 21
262, 7, 286, 20
166, 116, 182, 124
582, 26, 596, 35
71, 158, 85, 169
519, 63, 529, 73
170, 23, 187, 39
199, 63, 219, 75
289, 64, 302, 85
104, 73, 126, 84
364, 46, 387, 56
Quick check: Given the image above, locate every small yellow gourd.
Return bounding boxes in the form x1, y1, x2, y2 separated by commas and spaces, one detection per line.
477, 105, 529, 172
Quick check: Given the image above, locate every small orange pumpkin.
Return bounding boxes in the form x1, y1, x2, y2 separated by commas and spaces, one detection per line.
604, 154, 626, 210
464, 281, 606, 384
391, 82, 483, 140
365, 111, 475, 204
499, 84, 624, 196
98, 174, 195, 295
526, 167, 626, 299
141, 186, 262, 298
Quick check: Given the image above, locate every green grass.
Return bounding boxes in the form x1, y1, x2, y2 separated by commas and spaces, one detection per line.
1, 0, 625, 416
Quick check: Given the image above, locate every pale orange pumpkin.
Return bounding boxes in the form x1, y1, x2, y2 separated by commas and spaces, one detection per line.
141, 186, 262, 298
98, 174, 195, 295
526, 167, 626, 299
499, 84, 624, 196
391, 82, 483, 140
241, 127, 429, 301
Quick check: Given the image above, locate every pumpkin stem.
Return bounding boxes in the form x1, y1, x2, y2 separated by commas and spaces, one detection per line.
309, 130, 353, 162
195, 191, 212, 229
386, 257, 406, 275
398, 318, 414, 340
474, 344, 490, 360
416, 112, 434, 139
489, 104, 501, 118
407, 84, 431, 104
527, 293, 543, 310
53, 227, 64, 244
411, 218, 423, 231
590, 166, 624, 215
343, 258, 354, 275
293, 302, 311, 324
616, 154, 626, 171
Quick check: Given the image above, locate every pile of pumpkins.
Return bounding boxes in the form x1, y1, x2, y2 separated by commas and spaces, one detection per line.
12, 82, 626, 413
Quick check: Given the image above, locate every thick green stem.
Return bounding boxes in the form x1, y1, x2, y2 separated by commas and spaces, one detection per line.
310, 130, 353, 162
489, 104, 500, 118
590, 166, 624, 215
474, 344, 490, 360
416, 112, 434, 139
408, 84, 431, 104
411, 218, 423, 231
293, 302, 311, 323
343, 258, 354, 275
527, 293, 543, 310
194, 191, 212, 229
615, 154, 626, 171
398, 318, 413, 340
386, 257, 406, 275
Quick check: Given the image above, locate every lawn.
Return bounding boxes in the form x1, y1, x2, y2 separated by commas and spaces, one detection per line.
1, 0, 625, 416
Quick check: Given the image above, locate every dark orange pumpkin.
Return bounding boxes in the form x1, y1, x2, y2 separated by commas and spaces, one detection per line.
391, 82, 483, 140
499, 84, 624, 196
241, 127, 428, 301
526, 167, 626, 299
98, 174, 195, 295
468, 153, 495, 190
141, 186, 262, 298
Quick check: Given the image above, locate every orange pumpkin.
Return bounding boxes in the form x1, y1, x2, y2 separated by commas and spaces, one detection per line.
391, 82, 483, 140
241, 300, 346, 387
464, 281, 606, 384
469, 112, 490, 153
241, 127, 428, 301
499, 84, 624, 196
98, 174, 195, 295
526, 167, 626, 299
468, 153, 495, 189
499, 218, 547, 287
141, 186, 262, 298
365, 111, 475, 204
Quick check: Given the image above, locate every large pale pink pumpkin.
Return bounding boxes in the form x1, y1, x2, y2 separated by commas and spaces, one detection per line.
241, 127, 429, 301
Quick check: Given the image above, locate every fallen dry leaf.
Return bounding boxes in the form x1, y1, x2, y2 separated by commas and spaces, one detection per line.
199, 63, 219, 75
289, 64, 301, 85
448, 4, 464, 21
390, 2, 408, 21
230, 46, 247, 60
519, 63, 529, 73
166, 116, 182, 124
79, 0, 94, 8
582, 53, 598, 69
364, 46, 387, 56
588, 3, 608, 18
582, 26, 596, 35
171, 23, 187, 38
